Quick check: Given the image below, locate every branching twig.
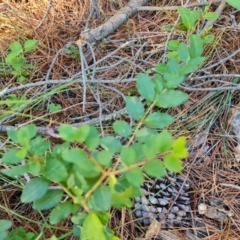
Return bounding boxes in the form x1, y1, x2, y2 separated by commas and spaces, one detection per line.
81, 0, 150, 44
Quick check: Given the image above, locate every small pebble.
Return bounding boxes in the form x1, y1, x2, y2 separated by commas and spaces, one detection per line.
171, 206, 179, 212
143, 218, 150, 226
156, 207, 162, 213
160, 183, 166, 189
168, 213, 175, 219
135, 197, 141, 202
142, 205, 149, 212
149, 206, 156, 213
158, 198, 168, 205
142, 211, 150, 218
149, 197, 158, 204
141, 196, 149, 205
177, 211, 186, 217
134, 202, 141, 209
135, 210, 142, 218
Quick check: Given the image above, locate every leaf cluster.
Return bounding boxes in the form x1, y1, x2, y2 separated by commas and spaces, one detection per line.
5, 39, 38, 83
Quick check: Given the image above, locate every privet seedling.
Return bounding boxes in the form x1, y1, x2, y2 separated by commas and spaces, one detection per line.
5, 39, 38, 83
0, 6, 224, 240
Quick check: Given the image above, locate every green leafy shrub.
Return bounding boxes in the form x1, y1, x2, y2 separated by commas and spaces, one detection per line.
1, 6, 223, 240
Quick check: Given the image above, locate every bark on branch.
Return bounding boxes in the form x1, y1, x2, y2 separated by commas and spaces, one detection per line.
80, 0, 150, 44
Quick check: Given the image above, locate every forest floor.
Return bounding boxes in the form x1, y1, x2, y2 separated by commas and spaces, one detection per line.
0, 0, 240, 239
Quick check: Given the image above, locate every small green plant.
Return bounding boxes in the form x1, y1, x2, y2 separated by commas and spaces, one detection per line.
0, 6, 225, 240
5, 39, 38, 83
49, 103, 62, 113
64, 43, 80, 60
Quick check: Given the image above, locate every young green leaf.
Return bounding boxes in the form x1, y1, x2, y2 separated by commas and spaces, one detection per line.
113, 120, 132, 137
177, 7, 198, 30
95, 150, 113, 168
135, 128, 156, 143
154, 63, 167, 74
84, 126, 100, 150
42, 156, 68, 182
167, 58, 180, 73
81, 213, 106, 240
59, 124, 76, 142
136, 73, 156, 101
49, 201, 72, 224
24, 39, 38, 52
143, 160, 166, 177
111, 188, 133, 208
154, 74, 164, 92
167, 40, 180, 51
21, 178, 49, 203
2, 165, 28, 178
123, 168, 144, 187
178, 64, 198, 75
33, 189, 63, 210
226, 0, 240, 10
126, 96, 145, 120
164, 72, 185, 88
2, 150, 22, 164
100, 136, 122, 153
62, 148, 88, 163
71, 213, 88, 225
156, 90, 188, 108
0, 220, 12, 231
172, 137, 188, 158
120, 146, 136, 165
10, 41, 23, 55
29, 136, 50, 156
203, 34, 214, 44
203, 12, 219, 20
177, 43, 190, 63
88, 186, 111, 211
190, 34, 203, 58
144, 112, 174, 128
164, 154, 183, 172
75, 125, 91, 143
156, 130, 173, 153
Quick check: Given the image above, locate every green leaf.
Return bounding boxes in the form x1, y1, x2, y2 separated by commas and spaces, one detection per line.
190, 34, 203, 58
33, 189, 63, 210
154, 74, 164, 92
126, 96, 144, 120
7, 129, 18, 143
164, 73, 185, 88
49, 201, 72, 224
178, 64, 198, 75
2, 165, 28, 178
177, 7, 198, 30
81, 213, 106, 240
95, 150, 113, 168
144, 112, 174, 128
167, 40, 180, 51
120, 146, 136, 165
17, 125, 35, 146
24, 39, 38, 52
75, 157, 100, 178
71, 213, 88, 225
10, 41, 23, 55
0, 220, 12, 231
136, 73, 156, 101
42, 156, 68, 182
226, 0, 240, 10
89, 186, 111, 211
9, 57, 25, 70
177, 43, 190, 63
203, 34, 214, 44
123, 168, 144, 187
49, 103, 62, 113
188, 57, 206, 65
75, 125, 91, 143
167, 58, 180, 72
156, 90, 188, 108
172, 137, 188, 158
29, 136, 50, 156
135, 128, 156, 143
111, 188, 133, 208
131, 143, 145, 162
154, 63, 167, 73
28, 160, 41, 176
84, 126, 100, 150
62, 148, 88, 163
21, 178, 49, 203
203, 12, 219, 20
100, 136, 122, 153
2, 150, 22, 164
157, 130, 173, 153
59, 124, 76, 142
164, 154, 183, 172
113, 120, 132, 137
143, 160, 166, 177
